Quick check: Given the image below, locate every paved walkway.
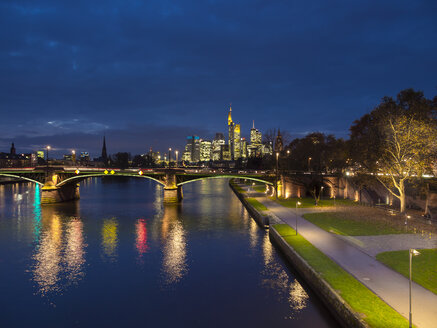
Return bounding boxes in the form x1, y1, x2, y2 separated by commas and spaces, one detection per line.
339, 234, 437, 257
241, 186, 437, 328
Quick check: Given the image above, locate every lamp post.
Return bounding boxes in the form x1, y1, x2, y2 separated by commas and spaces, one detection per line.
72, 150, 76, 165
168, 148, 172, 167
46, 146, 51, 167
275, 152, 279, 200
175, 150, 179, 168
308, 157, 312, 172
409, 249, 420, 328
295, 201, 301, 235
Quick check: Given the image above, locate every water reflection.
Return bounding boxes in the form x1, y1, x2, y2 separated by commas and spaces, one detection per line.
65, 218, 86, 283
102, 218, 118, 262
33, 185, 42, 242
161, 205, 188, 284
135, 218, 149, 262
33, 214, 63, 295
31, 204, 87, 296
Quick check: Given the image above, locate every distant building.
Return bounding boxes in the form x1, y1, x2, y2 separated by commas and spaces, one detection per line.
200, 140, 212, 162
36, 151, 44, 159
262, 142, 273, 156
221, 144, 231, 161
227, 105, 242, 160
274, 129, 284, 153
80, 152, 90, 163
248, 121, 262, 157
10, 143, 16, 155
0, 143, 32, 167
101, 136, 108, 164
212, 133, 226, 161
240, 138, 247, 158
184, 135, 201, 163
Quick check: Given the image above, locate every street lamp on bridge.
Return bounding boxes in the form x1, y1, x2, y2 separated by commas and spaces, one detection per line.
46, 146, 51, 167
175, 150, 179, 168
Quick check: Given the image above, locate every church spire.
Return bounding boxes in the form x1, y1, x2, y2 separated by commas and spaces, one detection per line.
10, 142, 16, 155
252, 120, 255, 129
101, 136, 107, 162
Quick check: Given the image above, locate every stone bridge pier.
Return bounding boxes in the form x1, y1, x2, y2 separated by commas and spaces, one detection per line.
41, 172, 80, 204
162, 172, 183, 203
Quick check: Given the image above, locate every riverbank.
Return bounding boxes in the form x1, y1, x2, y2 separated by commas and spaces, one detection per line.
229, 180, 415, 328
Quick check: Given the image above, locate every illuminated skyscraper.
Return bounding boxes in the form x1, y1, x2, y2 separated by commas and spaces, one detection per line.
248, 121, 262, 157
200, 140, 212, 161
233, 124, 241, 159
184, 136, 201, 163
228, 105, 234, 160
212, 133, 225, 161
240, 138, 247, 158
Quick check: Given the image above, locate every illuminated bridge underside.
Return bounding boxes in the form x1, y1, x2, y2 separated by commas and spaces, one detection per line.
0, 169, 275, 204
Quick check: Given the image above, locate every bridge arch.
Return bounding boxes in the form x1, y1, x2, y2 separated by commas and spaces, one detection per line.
177, 175, 274, 187
56, 173, 166, 187
0, 173, 44, 186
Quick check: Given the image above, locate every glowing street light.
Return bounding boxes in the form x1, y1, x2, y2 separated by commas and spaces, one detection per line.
175, 150, 179, 168
46, 145, 51, 167
295, 201, 302, 235
409, 249, 420, 328
308, 157, 312, 172
275, 152, 279, 200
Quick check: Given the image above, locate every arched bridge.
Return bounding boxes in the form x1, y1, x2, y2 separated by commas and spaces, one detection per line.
0, 167, 275, 204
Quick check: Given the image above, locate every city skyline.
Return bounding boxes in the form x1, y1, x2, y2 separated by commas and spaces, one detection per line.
2, 1, 437, 156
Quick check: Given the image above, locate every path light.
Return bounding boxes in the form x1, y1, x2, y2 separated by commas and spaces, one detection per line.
295, 201, 302, 235
138, 170, 143, 175
409, 249, 420, 328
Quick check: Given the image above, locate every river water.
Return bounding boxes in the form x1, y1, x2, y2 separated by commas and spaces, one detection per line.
0, 178, 337, 327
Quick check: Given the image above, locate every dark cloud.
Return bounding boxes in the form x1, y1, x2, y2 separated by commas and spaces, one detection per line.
1, 0, 436, 155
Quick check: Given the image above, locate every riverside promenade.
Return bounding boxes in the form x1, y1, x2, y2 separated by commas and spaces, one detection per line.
241, 186, 437, 328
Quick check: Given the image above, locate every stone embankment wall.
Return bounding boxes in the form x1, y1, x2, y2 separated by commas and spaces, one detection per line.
228, 180, 269, 227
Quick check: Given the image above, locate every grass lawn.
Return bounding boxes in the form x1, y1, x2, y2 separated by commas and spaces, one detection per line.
376, 249, 437, 295
303, 212, 409, 236
246, 198, 268, 212
230, 180, 246, 193
273, 224, 411, 327
253, 185, 266, 193
273, 197, 357, 208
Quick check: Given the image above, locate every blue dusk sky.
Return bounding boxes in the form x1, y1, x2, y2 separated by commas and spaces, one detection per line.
1, 0, 436, 157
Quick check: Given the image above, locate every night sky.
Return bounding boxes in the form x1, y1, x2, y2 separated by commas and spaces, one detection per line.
1, 0, 436, 157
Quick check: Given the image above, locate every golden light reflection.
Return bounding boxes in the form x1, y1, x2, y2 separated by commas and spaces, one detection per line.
162, 220, 187, 284
262, 231, 273, 266
260, 232, 308, 318
136, 219, 149, 261
102, 218, 118, 262
33, 215, 62, 295
288, 280, 309, 312
249, 218, 258, 249
65, 218, 86, 283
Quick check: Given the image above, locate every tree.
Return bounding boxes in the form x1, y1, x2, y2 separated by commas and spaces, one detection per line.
350, 89, 437, 213
113, 152, 130, 169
